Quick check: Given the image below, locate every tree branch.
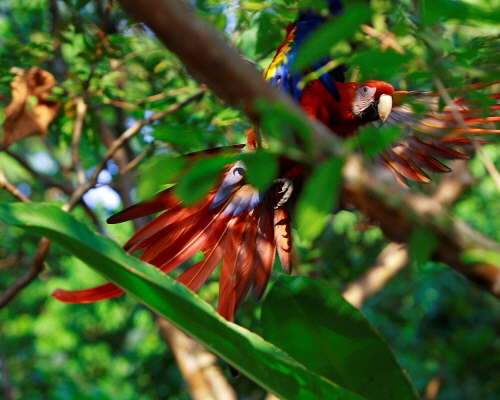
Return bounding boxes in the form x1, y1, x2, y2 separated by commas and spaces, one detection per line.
3, 149, 74, 195
0, 237, 51, 309
0, 165, 30, 203
156, 316, 236, 400
342, 242, 409, 308
342, 160, 473, 308
342, 155, 500, 298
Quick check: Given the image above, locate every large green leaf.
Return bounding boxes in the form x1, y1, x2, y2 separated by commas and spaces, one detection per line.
261, 275, 419, 400
0, 202, 364, 400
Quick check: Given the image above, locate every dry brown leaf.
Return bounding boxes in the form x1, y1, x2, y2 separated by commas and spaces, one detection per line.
2, 67, 61, 149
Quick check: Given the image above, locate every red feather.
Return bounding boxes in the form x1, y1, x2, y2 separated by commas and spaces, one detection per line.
274, 204, 293, 275
251, 200, 277, 302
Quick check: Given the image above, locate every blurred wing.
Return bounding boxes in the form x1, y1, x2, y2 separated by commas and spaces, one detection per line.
264, 5, 345, 102
380, 82, 500, 183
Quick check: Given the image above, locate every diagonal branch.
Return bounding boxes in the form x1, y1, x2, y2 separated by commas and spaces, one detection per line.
342, 160, 473, 308
115, 0, 341, 157
342, 155, 500, 298
342, 242, 409, 308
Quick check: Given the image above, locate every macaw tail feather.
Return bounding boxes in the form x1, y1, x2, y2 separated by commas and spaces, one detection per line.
52, 162, 294, 321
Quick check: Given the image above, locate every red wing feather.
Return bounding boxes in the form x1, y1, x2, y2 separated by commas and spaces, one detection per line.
107, 188, 180, 224
177, 219, 232, 292
251, 201, 277, 302
383, 148, 431, 183
274, 205, 294, 275
52, 282, 124, 303
217, 214, 246, 321
233, 210, 259, 313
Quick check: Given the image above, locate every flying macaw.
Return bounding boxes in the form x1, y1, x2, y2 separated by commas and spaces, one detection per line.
53, 0, 500, 321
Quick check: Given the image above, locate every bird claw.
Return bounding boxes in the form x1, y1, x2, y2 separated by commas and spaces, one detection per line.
274, 178, 293, 208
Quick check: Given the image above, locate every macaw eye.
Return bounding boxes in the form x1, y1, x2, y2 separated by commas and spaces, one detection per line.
357, 86, 375, 97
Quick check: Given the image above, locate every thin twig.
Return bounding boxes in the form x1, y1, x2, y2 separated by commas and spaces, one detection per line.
71, 96, 88, 185
63, 89, 206, 213
0, 165, 31, 203
361, 25, 405, 54
119, 144, 153, 176
0, 237, 51, 309
105, 93, 168, 110
3, 149, 74, 195
2, 148, 102, 230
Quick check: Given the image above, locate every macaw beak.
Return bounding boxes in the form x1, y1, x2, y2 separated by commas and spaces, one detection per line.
378, 94, 392, 123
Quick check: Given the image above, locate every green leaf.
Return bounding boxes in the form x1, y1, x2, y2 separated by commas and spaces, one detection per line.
255, 11, 283, 56
256, 99, 314, 157
262, 275, 419, 400
240, 150, 278, 191
174, 156, 234, 205
352, 49, 412, 81
420, 0, 468, 24
0, 202, 364, 400
351, 125, 403, 159
409, 226, 439, 266
293, 4, 373, 71
296, 156, 343, 242
137, 155, 185, 200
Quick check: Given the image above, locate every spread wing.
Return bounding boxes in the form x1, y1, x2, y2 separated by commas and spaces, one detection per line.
379, 81, 500, 184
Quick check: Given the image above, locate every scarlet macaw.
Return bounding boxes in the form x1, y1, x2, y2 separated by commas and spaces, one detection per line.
53, 0, 500, 321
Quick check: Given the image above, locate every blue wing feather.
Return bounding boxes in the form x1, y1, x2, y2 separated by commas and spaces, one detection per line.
264, 0, 344, 102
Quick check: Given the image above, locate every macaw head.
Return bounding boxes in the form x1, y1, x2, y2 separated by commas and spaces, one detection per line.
299, 78, 395, 136
351, 80, 394, 124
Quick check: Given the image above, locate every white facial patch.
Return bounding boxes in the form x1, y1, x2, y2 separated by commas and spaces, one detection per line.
352, 86, 377, 116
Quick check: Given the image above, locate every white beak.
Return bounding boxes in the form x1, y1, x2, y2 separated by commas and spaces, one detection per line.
378, 94, 392, 123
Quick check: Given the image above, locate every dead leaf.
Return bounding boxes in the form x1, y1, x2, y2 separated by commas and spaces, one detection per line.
2, 67, 61, 149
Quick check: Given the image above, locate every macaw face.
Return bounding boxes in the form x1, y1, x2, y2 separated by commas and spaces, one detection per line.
352, 83, 393, 123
